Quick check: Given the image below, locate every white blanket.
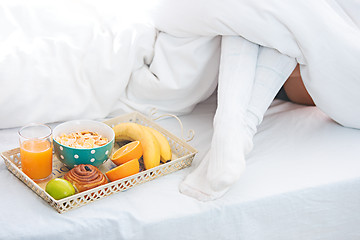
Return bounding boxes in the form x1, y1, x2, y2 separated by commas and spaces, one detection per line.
0, 0, 218, 129
0, 1, 145, 128
149, 0, 360, 128
1, 0, 360, 129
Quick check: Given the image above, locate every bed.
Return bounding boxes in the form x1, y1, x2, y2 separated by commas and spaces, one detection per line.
1, 1, 360, 239
1, 94, 360, 239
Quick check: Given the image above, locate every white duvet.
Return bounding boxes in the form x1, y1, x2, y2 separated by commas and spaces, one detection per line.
1, 0, 360, 129
0, 0, 219, 129
0, 0, 150, 128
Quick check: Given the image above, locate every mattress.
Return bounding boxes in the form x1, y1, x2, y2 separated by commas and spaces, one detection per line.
1, 92, 360, 240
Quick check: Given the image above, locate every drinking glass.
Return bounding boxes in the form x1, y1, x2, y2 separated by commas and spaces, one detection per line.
18, 123, 53, 181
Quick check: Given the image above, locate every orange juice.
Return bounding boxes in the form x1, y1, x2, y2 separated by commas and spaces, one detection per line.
20, 139, 53, 180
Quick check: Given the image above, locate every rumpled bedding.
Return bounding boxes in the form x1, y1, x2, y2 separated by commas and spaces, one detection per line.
0, 1, 146, 128
0, 0, 213, 128
149, 0, 360, 128
1, 0, 360, 129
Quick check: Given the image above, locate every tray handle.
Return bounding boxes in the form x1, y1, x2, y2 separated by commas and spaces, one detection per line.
149, 108, 195, 142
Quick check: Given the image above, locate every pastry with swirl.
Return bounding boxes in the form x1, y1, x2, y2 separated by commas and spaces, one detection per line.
64, 164, 108, 192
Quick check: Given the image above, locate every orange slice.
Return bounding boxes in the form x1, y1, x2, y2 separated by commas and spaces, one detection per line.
105, 158, 140, 182
110, 141, 142, 166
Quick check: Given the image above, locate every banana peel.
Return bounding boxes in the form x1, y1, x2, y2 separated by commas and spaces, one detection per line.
113, 122, 172, 170
143, 126, 172, 163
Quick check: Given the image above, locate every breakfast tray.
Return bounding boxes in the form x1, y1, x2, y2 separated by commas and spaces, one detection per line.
1, 111, 197, 213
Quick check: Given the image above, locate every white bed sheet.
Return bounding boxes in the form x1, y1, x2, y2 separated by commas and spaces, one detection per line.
1, 93, 360, 240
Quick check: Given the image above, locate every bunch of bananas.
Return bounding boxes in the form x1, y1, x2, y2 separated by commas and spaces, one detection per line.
112, 122, 172, 170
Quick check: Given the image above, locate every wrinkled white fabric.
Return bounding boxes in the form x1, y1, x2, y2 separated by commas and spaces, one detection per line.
0, 0, 219, 128
0, 0, 152, 128
150, 0, 360, 129
2, 0, 359, 129
1, 0, 360, 128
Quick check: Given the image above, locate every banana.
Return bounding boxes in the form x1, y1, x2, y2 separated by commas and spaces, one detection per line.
143, 126, 172, 163
113, 122, 160, 170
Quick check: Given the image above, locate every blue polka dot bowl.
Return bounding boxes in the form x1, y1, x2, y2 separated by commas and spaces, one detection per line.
53, 120, 114, 168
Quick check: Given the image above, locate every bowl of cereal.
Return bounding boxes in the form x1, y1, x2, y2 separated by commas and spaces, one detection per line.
53, 120, 115, 168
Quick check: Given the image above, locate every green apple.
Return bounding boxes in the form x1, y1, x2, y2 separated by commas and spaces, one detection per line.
45, 178, 76, 200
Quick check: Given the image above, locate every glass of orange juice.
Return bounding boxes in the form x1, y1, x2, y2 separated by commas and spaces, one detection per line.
18, 123, 53, 182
